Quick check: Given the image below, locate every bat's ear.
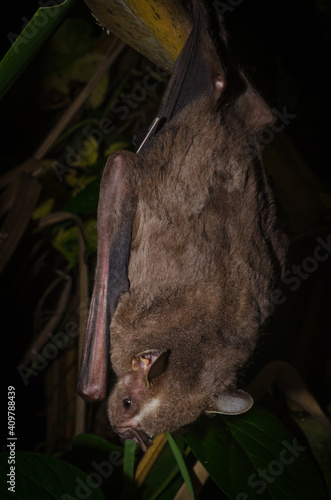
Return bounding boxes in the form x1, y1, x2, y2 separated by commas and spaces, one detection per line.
132, 349, 170, 388
205, 389, 253, 415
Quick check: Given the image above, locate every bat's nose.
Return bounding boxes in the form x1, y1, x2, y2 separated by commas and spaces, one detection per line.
114, 426, 153, 452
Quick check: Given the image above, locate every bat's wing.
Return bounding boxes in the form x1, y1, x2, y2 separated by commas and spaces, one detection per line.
136, 0, 274, 155
77, 152, 137, 401
136, 0, 226, 154
157, 0, 221, 121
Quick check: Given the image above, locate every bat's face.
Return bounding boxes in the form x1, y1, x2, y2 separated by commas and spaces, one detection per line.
107, 349, 191, 451
107, 371, 155, 452
107, 349, 254, 451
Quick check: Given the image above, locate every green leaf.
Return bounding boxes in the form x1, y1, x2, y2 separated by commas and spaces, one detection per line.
123, 440, 137, 499
63, 433, 124, 499
167, 433, 195, 500
32, 197, 55, 220
290, 412, 331, 498
51, 217, 96, 267
68, 433, 123, 469
0, 451, 105, 499
0, 0, 77, 99
141, 441, 180, 500
183, 404, 328, 500
158, 477, 184, 500
123, 440, 136, 480
41, 50, 109, 111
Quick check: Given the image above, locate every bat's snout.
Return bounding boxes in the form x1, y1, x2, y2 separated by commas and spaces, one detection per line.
114, 425, 153, 452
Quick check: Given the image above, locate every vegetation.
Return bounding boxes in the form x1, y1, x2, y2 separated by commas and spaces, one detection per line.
1, 0, 330, 498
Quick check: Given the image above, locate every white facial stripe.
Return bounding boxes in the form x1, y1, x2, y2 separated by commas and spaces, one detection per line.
136, 397, 161, 423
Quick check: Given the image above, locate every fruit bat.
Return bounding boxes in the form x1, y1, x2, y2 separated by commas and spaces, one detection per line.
77, 0, 287, 451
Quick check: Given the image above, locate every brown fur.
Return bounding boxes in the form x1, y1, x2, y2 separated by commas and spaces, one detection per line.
108, 94, 286, 441
78, 0, 287, 449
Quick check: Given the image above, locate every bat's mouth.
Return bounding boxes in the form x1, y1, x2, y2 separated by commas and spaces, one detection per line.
115, 426, 153, 452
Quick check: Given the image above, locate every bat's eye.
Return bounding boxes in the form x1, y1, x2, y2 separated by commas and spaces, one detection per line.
123, 397, 131, 408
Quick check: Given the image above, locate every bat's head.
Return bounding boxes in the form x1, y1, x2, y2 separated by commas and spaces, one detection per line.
108, 349, 168, 451
108, 348, 253, 451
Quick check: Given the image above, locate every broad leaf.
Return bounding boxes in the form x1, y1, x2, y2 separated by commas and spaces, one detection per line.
65, 432, 123, 471
0, 451, 105, 499
64, 433, 124, 499
183, 404, 328, 499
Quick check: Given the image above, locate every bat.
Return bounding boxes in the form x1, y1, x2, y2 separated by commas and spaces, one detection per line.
77, 0, 287, 451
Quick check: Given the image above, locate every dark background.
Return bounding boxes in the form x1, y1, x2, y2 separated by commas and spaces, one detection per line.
1, 0, 330, 460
